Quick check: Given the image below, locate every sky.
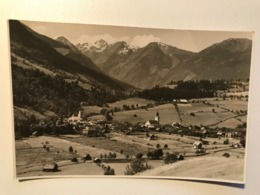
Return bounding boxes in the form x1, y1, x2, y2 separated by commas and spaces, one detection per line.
21, 20, 253, 52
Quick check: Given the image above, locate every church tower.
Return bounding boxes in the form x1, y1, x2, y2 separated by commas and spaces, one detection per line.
155, 110, 160, 123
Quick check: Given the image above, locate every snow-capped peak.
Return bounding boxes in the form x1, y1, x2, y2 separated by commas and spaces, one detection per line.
118, 42, 139, 55
77, 42, 91, 51
91, 39, 108, 52
77, 39, 109, 53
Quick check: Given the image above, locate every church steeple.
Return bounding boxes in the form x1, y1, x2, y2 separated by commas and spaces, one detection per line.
155, 110, 160, 123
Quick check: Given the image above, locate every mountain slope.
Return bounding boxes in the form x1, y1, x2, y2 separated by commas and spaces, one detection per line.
55, 36, 102, 72
9, 20, 132, 90
175, 38, 252, 81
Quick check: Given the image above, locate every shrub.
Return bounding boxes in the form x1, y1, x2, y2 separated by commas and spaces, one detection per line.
223, 153, 230, 158
196, 149, 206, 156
71, 157, 78, 162
223, 139, 229, 145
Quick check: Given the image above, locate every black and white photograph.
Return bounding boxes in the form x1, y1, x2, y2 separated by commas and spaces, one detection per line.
9, 19, 253, 183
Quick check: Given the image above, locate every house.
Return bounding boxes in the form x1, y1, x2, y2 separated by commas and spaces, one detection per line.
82, 125, 102, 137
225, 132, 232, 138
217, 131, 223, 137
145, 120, 161, 130
201, 129, 207, 138
193, 141, 203, 149
148, 134, 156, 140
232, 143, 241, 148
179, 99, 188, 104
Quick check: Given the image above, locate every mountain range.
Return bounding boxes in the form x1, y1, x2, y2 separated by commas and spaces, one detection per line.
10, 20, 252, 90
76, 37, 252, 89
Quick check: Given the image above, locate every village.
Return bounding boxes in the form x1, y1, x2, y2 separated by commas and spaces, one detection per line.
15, 93, 247, 179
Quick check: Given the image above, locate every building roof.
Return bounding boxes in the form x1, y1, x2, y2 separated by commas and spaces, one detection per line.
193, 141, 202, 145
146, 120, 159, 124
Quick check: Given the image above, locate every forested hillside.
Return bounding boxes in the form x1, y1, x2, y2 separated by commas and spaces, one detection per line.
12, 64, 127, 116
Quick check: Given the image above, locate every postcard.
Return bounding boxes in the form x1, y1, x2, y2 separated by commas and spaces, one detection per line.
9, 19, 253, 183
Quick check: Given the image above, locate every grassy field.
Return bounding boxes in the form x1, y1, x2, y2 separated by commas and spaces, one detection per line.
139, 155, 245, 182
207, 99, 248, 111
15, 131, 245, 181
88, 103, 181, 125
84, 97, 248, 130
108, 98, 155, 108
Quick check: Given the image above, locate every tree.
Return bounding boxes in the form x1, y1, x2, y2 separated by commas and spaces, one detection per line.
125, 154, 130, 160
164, 144, 168, 149
69, 146, 73, 154
240, 137, 246, 148
104, 166, 115, 175
135, 153, 143, 159
105, 110, 113, 122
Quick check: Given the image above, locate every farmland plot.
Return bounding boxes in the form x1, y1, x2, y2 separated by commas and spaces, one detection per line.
88, 103, 180, 125
108, 98, 155, 108
208, 99, 248, 111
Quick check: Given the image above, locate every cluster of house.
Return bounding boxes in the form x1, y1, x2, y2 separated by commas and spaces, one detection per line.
57, 111, 107, 137
60, 109, 240, 142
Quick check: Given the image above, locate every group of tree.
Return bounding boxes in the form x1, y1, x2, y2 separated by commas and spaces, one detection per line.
125, 159, 152, 175
138, 80, 231, 101
100, 152, 117, 160
147, 148, 164, 160
163, 152, 184, 164
14, 116, 77, 138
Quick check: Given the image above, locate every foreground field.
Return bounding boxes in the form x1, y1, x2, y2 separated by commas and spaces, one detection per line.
139, 155, 245, 182
15, 133, 245, 182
